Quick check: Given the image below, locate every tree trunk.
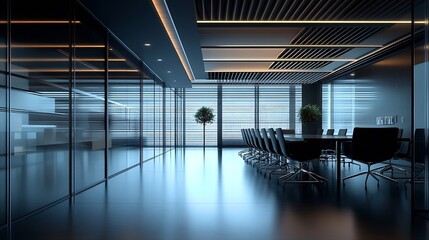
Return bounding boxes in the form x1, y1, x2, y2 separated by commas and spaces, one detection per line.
203, 124, 206, 149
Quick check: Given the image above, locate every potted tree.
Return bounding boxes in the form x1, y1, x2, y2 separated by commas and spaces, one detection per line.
298, 104, 322, 134
194, 106, 215, 149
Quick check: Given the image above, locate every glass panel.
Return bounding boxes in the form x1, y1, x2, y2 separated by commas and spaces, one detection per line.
10, 0, 69, 220
165, 88, 171, 149
259, 86, 302, 132
413, 0, 429, 212
222, 85, 254, 143
322, 82, 356, 135
175, 89, 184, 147
142, 79, 155, 160
0, 0, 5, 73
185, 85, 217, 147
73, 6, 105, 191
0, 0, 6, 226
154, 84, 163, 156
107, 37, 141, 175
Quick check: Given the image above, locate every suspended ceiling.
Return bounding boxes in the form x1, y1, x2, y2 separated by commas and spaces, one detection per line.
194, 0, 412, 85
83, 0, 413, 86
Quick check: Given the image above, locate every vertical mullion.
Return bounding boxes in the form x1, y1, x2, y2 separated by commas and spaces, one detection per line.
183, 90, 186, 147
289, 86, 296, 130
255, 86, 259, 129
162, 85, 166, 151
6, 0, 11, 229
104, 32, 109, 179
173, 88, 177, 149
140, 72, 143, 164
217, 85, 222, 148
410, 0, 416, 212
69, 0, 75, 197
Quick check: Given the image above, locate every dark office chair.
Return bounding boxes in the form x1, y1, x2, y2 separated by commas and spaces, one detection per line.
326, 129, 334, 135
276, 128, 326, 186
320, 128, 336, 161
342, 127, 399, 188
379, 128, 405, 174
317, 129, 324, 135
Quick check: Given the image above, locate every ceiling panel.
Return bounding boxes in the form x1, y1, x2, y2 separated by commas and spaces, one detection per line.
202, 48, 284, 60
194, 0, 411, 85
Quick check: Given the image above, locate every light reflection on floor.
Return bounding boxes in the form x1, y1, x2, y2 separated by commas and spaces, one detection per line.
9, 148, 429, 240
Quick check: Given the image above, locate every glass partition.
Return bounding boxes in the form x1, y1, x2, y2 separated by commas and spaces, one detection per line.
142, 79, 155, 160
154, 84, 163, 156
107, 36, 141, 175
0, 0, 6, 227
222, 85, 254, 144
413, 0, 429, 213
73, 5, 106, 191
259, 85, 301, 131
185, 85, 218, 146
10, 0, 70, 219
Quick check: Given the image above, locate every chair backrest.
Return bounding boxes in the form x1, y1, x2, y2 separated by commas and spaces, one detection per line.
326, 129, 334, 135
249, 129, 260, 149
243, 129, 253, 148
352, 127, 399, 163
317, 129, 324, 135
253, 128, 266, 151
415, 128, 425, 163
275, 128, 288, 157
268, 128, 281, 155
338, 129, 347, 136
261, 128, 273, 152
395, 128, 404, 152
282, 129, 295, 134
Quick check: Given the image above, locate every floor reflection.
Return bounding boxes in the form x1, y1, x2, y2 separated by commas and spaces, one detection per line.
8, 148, 429, 240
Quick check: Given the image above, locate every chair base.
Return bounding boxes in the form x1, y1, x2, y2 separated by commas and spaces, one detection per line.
343, 164, 398, 188
281, 168, 327, 187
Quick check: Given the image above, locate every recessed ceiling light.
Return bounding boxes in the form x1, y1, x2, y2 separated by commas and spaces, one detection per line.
157, 58, 163, 62
144, 43, 151, 47
173, 80, 176, 82
350, 73, 355, 77
167, 70, 172, 73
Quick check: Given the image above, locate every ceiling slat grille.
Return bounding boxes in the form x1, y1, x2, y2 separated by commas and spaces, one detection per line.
291, 27, 385, 45
195, 0, 410, 21
270, 61, 332, 70
196, 0, 410, 85
209, 72, 328, 84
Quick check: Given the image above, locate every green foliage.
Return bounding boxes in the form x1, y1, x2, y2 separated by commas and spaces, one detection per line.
299, 104, 322, 124
194, 106, 215, 125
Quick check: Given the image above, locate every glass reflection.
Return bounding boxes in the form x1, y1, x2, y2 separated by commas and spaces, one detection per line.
10, 0, 70, 220
155, 84, 163, 156
143, 79, 155, 160
74, 6, 105, 191
108, 37, 141, 175
0, 0, 6, 74
0, 0, 5, 225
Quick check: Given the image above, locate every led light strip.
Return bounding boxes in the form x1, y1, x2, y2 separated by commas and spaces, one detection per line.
205, 69, 330, 73
201, 44, 383, 48
0, 20, 81, 24
197, 20, 411, 24
203, 58, 356, 62
152, 0, 195, 81
1, 58, 125, 62
11, 69, 139, 73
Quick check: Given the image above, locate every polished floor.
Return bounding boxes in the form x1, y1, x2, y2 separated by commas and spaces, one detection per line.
4, 148, 429, 240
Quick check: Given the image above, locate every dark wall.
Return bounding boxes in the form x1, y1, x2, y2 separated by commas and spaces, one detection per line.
331, 48, 412, 137
302, 83, 322, 133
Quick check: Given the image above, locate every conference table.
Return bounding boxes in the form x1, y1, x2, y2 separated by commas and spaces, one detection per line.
283, 133, 410, 195
283, 134, 352, 194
